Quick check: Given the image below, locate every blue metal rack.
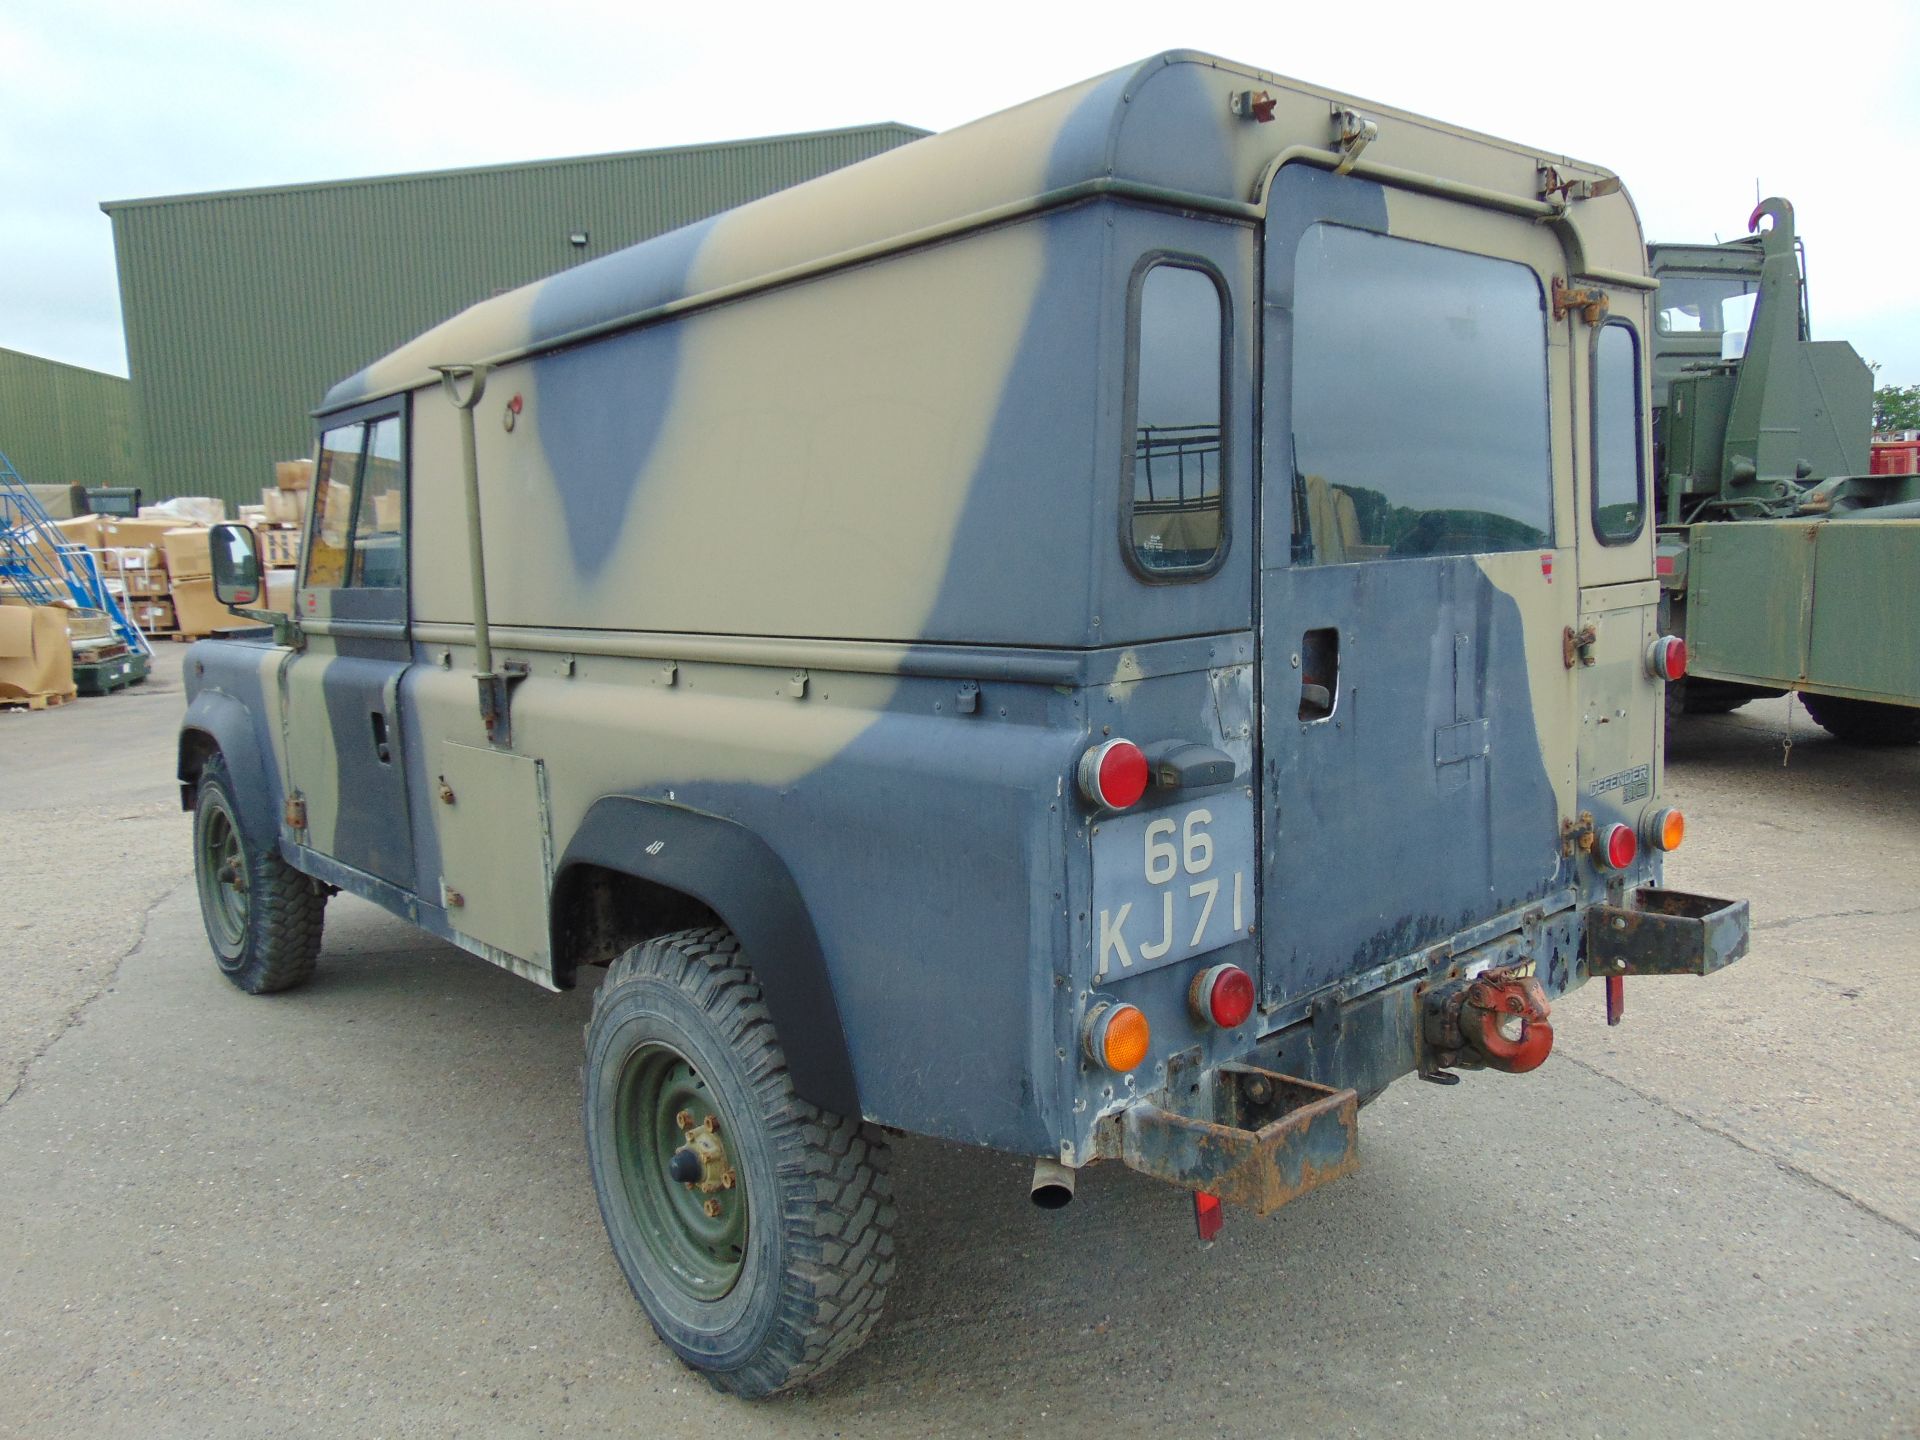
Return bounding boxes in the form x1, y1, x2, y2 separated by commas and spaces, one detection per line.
0, 449, 153, 658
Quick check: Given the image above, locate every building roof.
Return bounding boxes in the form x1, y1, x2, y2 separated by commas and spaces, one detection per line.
99, 124, 928, 214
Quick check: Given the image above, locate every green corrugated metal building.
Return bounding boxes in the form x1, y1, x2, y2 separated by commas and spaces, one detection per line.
0, 346, 136, 491
102, 124, 925, 511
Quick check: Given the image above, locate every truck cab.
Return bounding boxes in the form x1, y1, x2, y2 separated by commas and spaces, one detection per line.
182, 52, 1751, 1397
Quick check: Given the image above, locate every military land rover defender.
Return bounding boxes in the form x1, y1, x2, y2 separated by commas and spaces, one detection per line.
182, 52, 1751, 1396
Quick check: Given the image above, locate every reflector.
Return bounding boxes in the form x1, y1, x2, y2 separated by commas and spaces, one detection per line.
1085, 1002, 1150, 1073
1190, 963, 1256, 1029
1193, 1191, 1224, 1242
1079, 738, 1149, 810
1600, 822, 1638, 870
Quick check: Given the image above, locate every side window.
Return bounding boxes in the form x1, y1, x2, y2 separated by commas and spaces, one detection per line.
1290, 224, 1552, 565
1592, 322, 1645, 543
304, 423, 365, 589
351, 416, 405, 588
1126, 262, 1226, 576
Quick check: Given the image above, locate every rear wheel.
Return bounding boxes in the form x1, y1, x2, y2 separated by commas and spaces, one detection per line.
193, 754, 327, 993
1799, 693, 1920, 746
583, 927, 893, 1397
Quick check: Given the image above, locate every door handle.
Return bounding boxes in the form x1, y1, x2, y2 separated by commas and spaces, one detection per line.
370, 710, 392, 765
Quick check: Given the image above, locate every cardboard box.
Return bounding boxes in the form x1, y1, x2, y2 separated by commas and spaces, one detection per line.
263, 568, 297, 614
237, 504, 268, 526
259, 527, 302, 569
169, 577, 236, 637
0, 605, 77, 701
100, 517, 181, 552
162, 527, 212, 579
262, 486, 307, 525
103, 548, 169, 597
55, 515, 106, 549
372, 490, 402, 530
126, 569, 171, 599
12, 515, 104, 576
275, 459, 314, 490
130, 599, 177, 633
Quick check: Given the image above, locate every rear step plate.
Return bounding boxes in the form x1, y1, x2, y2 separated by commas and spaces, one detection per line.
1120, 1065, 1358, 1216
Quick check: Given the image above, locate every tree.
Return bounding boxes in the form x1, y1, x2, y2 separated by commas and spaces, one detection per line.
1874, 383, 1920, 434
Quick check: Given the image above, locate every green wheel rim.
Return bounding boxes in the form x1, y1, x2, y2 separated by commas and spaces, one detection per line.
614, 1044, 747, 1301
197, 801, 249, 958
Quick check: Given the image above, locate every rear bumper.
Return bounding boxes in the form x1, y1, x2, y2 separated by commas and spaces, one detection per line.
1098, 888, 1748, 1212
1585, 887, 1750, 979
1118, 1065, 1359, 1216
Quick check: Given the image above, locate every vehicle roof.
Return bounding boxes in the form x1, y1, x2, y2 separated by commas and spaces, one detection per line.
327, 50, 1638, 410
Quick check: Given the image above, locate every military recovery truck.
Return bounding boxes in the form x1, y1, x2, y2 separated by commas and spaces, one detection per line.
1650, 198, 1920, 742
182, 52, 1751, 1396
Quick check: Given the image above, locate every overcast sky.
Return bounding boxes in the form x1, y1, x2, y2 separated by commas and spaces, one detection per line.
4, 0, 1917, 384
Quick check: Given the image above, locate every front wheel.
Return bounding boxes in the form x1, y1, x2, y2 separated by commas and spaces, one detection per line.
583, 927, 894, 1397
1799, 693, 1920, 746
193, 754, 327, 993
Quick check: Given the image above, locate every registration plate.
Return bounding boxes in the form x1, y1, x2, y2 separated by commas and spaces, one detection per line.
1092, 796, 1254, 979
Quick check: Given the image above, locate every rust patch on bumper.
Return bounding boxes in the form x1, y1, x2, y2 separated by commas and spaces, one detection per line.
1119, 1066, 1359, 1217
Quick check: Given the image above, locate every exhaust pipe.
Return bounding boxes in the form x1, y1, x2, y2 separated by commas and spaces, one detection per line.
1030, 1157, 1077, 1209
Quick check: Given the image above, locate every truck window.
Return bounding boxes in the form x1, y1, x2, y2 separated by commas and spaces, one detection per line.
1126, 261, 1225, 576
1289, 224, 1552, 565
1655, 275, 1756, 336
350, 416, 405, 589
304, 422, 365, 589
1592, 322, 1644, 543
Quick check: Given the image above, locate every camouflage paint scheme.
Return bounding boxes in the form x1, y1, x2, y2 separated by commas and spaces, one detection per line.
180, 52, 1722, 1171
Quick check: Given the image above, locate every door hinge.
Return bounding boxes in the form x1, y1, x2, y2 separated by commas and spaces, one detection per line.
284, 794, 308, 831
1563, 623, 1598, 669
1552, 277, 1610, 326
1538, 165, 1622, 206
1329, 105, 1378, 174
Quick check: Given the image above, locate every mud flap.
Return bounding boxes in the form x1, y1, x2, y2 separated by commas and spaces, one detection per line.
1585, 888, 1750, 978
1119, 1066, 1359, 1217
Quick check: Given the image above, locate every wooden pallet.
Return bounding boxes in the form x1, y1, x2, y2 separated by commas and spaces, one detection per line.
0, 689, 77, 712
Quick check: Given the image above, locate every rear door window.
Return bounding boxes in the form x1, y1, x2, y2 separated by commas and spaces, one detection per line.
1289, 224, 1552, 564
1591, 322, 1645, 543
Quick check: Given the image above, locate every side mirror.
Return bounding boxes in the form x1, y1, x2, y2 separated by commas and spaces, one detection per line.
210, 523, 263, 607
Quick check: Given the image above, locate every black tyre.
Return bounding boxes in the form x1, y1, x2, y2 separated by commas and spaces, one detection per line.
583, 927, 894, 1398
193, 754, 327, 993
1799, 693, 1920, 746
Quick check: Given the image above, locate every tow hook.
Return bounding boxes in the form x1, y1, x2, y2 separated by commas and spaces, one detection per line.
1424, 968, 1554, 1073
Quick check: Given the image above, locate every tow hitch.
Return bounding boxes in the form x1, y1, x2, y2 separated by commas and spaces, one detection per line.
1423, 969, 1554, 1073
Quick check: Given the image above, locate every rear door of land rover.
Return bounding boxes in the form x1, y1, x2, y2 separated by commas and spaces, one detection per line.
1256, 164, 1579, 1009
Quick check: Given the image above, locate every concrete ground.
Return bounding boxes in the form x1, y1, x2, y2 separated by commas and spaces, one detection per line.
1, 649, 1914, 1439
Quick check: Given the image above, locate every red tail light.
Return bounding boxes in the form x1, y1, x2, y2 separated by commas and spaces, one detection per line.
1597, 822, 1638, 870
1190, 963, 1256, 1029
1646, 635, 1687, 681
1078, 738, 1149, 810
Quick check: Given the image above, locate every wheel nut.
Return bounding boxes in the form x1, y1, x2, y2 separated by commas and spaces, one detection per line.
702, 1198, 722, 1218
702, 1115, 718, 1134
675, 1110, 693, 1130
